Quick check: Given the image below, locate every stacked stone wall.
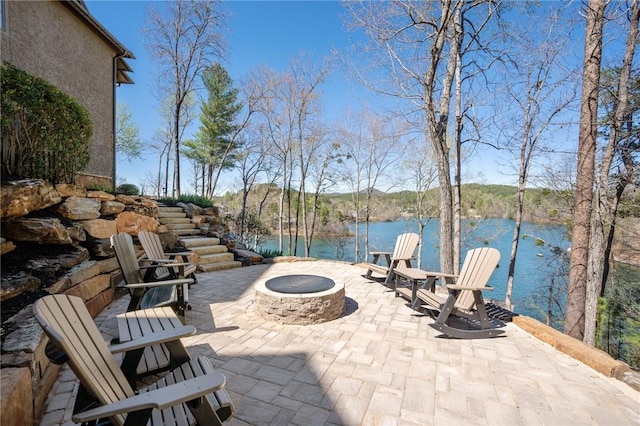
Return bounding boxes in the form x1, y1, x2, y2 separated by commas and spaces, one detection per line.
0, 179, 162, 423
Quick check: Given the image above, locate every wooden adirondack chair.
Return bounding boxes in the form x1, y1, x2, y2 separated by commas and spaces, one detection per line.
415, 247, 505, 339
111, 232, 193, 321
138, 231, 197, 283
34, 295, 234, 425
364, 233, 420, 285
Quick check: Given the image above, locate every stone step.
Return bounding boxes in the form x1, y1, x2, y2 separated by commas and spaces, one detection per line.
181, 237, 221, 248
157, 206, 185, 213
190, 245, 229, 256
198, 260, 242, 272
199, 252, 235, 264
170, 229, 201, 236
160, 217, 192, 225
164, 223, 196, 230
157, 211, 187, 218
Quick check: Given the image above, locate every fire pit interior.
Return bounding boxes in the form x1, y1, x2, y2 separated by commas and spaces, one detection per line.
265, 274, 335, 294
255, 274, 345, 325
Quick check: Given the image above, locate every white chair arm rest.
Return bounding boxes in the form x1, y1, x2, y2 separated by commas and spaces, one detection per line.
446, 284, 494, 291
72, 372, 226, 423
125, 278, 193, 289
109, 326, 196, 354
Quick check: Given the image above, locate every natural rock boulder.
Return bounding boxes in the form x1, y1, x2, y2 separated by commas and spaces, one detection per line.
177, 202, 202, 218
54, 183, 86, 198
124, 204, 157, 217
0, 272, 41, 301
81, 219, 117, 239
55, 197, 101, 220
1, 238, 16, 255
83, 238, 114, 258
1, 180, 61, 219
100, 201, 125, 216
3, 218, 86, 244
86, 190, 115, 201
114, 194, 137, 205
0, 368, 34, 426
191, 215, 206, 226
201, 206, 220, 216
115, 211, 158, 235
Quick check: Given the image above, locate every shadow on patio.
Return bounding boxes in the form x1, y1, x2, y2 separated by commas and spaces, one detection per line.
41, 260, 640, 425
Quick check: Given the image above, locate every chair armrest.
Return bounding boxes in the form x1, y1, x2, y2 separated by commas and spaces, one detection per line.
72, 372, 226, 423
370, 250, 392, 255
143, 258, 178, 264
125, 278, 193, 289
139, 262, 192, 270
446, 284, 494, 291
109, 326, 196, 354
165, 251, 193, 257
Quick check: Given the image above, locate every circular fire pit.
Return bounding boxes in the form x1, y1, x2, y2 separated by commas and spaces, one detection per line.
255, 275, 345, 325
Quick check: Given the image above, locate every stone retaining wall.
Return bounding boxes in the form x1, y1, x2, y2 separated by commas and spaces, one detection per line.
0, 179, 159, 424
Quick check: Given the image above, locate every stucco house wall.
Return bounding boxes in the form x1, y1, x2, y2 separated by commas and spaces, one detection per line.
0, 0, 132, 188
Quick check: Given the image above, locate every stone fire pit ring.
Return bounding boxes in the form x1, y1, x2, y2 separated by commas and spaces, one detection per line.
255, 274, 345, 325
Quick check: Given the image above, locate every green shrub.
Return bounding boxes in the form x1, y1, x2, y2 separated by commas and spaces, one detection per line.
1, 63, 93, 183
158, 194, 214, 208
116, 183, 140, 195
258, 248, 283, 259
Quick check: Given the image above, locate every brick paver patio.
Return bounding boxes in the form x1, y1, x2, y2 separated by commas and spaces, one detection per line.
39, 260, 640, 425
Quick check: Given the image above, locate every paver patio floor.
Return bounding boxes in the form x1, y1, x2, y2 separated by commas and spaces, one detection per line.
40, 260, 640, 425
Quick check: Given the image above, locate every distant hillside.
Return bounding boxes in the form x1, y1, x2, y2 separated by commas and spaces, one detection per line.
318, 184, 576, 225
215, 183, 638, 235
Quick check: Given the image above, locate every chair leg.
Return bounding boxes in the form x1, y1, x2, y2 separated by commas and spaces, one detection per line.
472, 291, 491, 330
429, 291, 505, 339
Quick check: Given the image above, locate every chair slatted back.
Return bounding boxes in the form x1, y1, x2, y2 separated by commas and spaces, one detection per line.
454, 247, 500, 311
392, 233, 420, 261
138, 231, 171, 280
111, 232, 144, 285
33, 295, 133, 426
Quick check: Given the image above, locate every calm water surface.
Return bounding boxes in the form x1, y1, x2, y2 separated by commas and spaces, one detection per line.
259, 218, 570, 321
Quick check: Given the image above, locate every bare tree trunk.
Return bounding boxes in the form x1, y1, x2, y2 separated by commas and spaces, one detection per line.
452, 5, 463, 273
424, 1, 456, 274
298, 133, 309, 257
506, 174, 526, 310
164, 142, 171, 197
173, 101, 181, 197
278, 166, 286, 253
565, 0, 606, 340
584, 0, 639, 346
156, 151, 163, 198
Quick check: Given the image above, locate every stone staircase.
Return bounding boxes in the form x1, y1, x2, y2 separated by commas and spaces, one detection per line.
157, 205, 242, 272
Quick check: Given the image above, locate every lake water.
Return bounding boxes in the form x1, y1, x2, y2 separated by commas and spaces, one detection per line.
258, 218, 570, 322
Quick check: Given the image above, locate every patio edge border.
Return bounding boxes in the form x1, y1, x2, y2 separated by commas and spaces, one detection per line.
512, 315, 635, 387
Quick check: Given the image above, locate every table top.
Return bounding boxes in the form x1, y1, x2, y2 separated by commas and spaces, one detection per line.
394, 267, 458, 280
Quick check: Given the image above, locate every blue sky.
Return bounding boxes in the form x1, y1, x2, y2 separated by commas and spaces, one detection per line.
87, 0, 381, 192
85, 1, 594, 193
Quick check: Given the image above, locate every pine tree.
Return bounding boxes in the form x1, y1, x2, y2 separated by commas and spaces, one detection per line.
194, 62, 242, 198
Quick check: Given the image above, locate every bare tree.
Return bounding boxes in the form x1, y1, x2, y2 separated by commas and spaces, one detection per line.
287, 55, 330, 257
566, 0, 607, 340
343, 0, 502, 273
338, 109, 404, 262
304, 137, 343, 256
403, 136, 438, 269
497, 7, 578, 310
144, 0, 226, 197
234, 129, 273, 244
115, 103, 143, 162
585, 0, 639, 345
